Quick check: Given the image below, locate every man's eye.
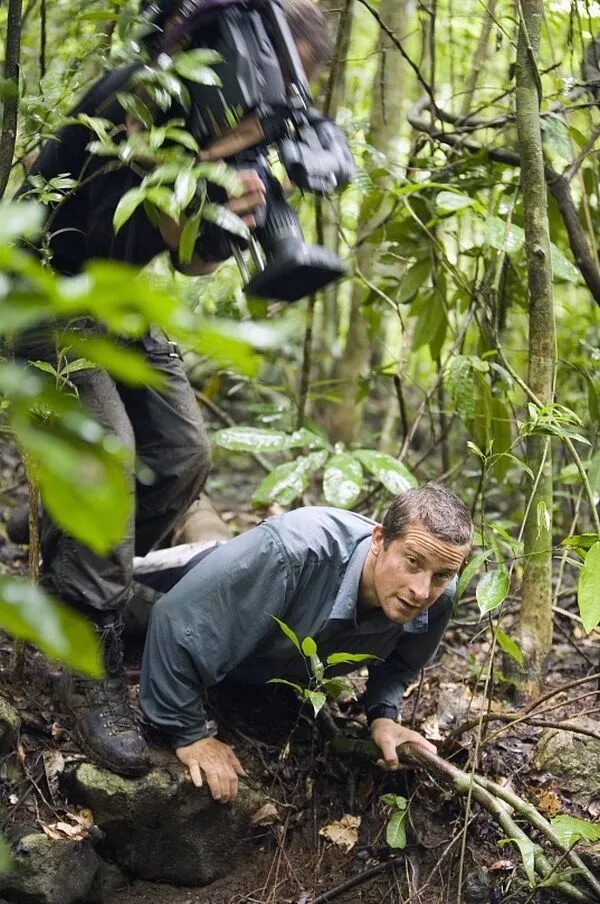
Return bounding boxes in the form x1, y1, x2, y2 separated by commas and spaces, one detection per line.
406, 556, 418, 567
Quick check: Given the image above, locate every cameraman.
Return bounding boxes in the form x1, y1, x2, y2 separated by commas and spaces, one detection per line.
15, 0, 332, 778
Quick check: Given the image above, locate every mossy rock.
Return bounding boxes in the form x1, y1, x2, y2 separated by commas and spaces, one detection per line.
0, 696, 20, 754
72, 761, 263, 886
534, 718, 600, 798
0, 833, 100, 904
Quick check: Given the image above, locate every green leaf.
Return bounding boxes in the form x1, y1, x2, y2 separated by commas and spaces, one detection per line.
0, 577, 102, 676
310, 653, 324, 682
190, 323, 261, 378
484, 217, 525, 254
202, 202, 250, 241
495, 627, 524, 665
67, 337, 165, 388
215, 427, 325, 453
251, 452, 327, 507
498, 836, 538, 887
435, 190, 476, 214
322, 677, 355, 700
116, 92, 154, 129
578, 542, 600, 634
0, 202, 44, 244
0, 833, 11, 873
178, 213, 202, 265
271, 616, 301, 653
326, 652, 380, 666
550, 244, 580, 283
354, 450, 417, 495
386, 809, 408, 849
172, 50, 223, 84
550, 815, 600, 847
301, 636, 317, 656
561, 533, 599, 555
455, 550, 493, 602
163, 127, 199, 152
476, 569, 509, 615
267, 678, 303, 696
113, 188, 147, 233
380, 793, 407, 809
397, 259, 431, 304
323, 454, 363, 508
174, 169, 198, 210
304, 689, 326, 716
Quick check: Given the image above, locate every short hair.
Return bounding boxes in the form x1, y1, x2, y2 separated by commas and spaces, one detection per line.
381, 484, 473, 549
283, 0, 333, 67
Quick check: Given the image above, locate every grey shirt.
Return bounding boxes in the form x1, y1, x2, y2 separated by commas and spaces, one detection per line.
140, 506, 454, 748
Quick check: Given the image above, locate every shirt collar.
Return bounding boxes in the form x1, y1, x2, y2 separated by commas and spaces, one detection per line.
328, 536, 429, 634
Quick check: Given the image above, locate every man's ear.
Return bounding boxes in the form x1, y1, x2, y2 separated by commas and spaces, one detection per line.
371, 524, 384, 557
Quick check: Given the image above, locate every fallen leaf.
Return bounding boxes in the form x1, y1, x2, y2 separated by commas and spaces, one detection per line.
43, 750, 65, 807
319, 814, 361, 851
251, 803, 281, 826
8, 794, 18, 806
422, 714, 443, 741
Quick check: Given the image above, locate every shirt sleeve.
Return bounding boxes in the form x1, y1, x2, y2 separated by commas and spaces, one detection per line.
139, 525, 292, 748
364, 582, 455, 723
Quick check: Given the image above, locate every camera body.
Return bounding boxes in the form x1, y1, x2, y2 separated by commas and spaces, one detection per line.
149, 0, 355, 301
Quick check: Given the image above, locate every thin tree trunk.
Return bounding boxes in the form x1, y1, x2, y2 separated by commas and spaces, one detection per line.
513, 0, 555, 697
327, 0, 408, 445
0, 0, 24, 199
459, 0, 497, 118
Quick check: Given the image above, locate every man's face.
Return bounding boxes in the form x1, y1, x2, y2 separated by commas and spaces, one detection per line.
359, 522, 469, 625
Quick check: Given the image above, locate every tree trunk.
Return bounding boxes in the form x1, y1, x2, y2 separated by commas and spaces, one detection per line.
327, 0, 407, 445
0, 0, 23, 199
513, 0, 555, 697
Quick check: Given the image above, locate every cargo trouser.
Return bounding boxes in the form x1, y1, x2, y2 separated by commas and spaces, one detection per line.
15, 324, 211, 616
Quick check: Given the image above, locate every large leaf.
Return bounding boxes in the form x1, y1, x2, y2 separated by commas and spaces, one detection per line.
215, 427, 325, 453
0, 577, 102, 676
495, 627, 523, 665
323, 454, 363, 508
0, 201, 44, 244
484, 217, 525, 254
578, 542, 600, 634
435, 190, 477, 214
354, 450, 417, 495
172, 49, 223, 84
251, 451, 328, 507
476, 569, 509, 616
386, 809, 408, 849
16, 419, 132, 554
551, 244, 580, 283
550, 815, 600, 847
455, 550, 493, 603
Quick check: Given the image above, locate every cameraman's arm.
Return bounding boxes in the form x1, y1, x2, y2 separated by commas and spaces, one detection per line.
162, 169, 266, 276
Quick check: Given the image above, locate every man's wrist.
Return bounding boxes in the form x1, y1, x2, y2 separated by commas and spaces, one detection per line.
366, 704, 399, 726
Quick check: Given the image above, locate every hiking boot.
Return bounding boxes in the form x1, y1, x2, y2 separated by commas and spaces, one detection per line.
61, 613, 150, 777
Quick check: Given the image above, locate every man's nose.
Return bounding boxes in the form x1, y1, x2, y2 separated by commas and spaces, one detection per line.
409, 572, 431, 603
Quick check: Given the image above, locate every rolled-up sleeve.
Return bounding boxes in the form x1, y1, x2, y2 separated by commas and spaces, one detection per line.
140, 525, 291, 747
364, 584, 455, 723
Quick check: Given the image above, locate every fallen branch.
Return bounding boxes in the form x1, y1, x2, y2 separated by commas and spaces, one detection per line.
331, 738, 597, 902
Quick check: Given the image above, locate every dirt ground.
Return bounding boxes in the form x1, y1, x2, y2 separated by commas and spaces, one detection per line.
1, 441, 599, 904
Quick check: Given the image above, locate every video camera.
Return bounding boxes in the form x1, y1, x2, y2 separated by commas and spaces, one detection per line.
143, 0, 355, 301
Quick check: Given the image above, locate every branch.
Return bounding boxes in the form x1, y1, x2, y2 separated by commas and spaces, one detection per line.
331, 738, 597, 902
407, 98, 600, 309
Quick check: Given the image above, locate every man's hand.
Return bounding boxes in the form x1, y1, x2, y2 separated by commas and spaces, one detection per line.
227, 169, 266, 230
370, 718, 437, 771
175, 737, 246, 803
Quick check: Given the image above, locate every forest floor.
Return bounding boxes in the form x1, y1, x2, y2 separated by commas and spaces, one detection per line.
1, 440, 599, 904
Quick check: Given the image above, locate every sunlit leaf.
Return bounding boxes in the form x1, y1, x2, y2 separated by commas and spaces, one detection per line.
0, 202, 44, 244
551, 244, 580, 283
326, 652, 380, 666
113, 188, 147, 233
271, 616, 301, 653
0, 577, 102, 676
251, 452, 328, 507
550, 814, 600, 847
578, 542, 600, 634
456, 550, 493, 602
435, 190, 476, 214
476, 569, 509, 615
386, 809, 407, 849
304, 689, 326, 716
322, 677, 355, 699
216, 426, 325, 453
354, 450, 417, 495
495, 627, 524, 665
484, 217, 524, 254
116, 92, 154, 129
172, 50, 223, 84
301, 636, 317, 656
323, 453, 363, 508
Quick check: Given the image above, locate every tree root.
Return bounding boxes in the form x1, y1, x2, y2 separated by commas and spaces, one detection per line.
330, 737, 599, 902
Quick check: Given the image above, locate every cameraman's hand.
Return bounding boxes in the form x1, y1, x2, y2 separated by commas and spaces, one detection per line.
201, 113, 264, 161
176, 737, 246, 803
228, 169, 266, 229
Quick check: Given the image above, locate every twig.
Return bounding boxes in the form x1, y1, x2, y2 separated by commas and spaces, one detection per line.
311, 856, 405, 903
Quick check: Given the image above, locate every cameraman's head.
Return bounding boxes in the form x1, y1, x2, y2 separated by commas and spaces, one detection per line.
145, 0, 332, 80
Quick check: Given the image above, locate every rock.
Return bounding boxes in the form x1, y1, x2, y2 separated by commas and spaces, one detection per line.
462, 866, 493, 904
0, 697, 20, 754
534, 719, 600, 799
0, 833, 100, 904
72, 761, 263, 886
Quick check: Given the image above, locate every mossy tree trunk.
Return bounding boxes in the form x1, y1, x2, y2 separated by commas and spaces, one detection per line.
513, 0, 555, 696
0, 0, 23, 199
327, 0, 407, 445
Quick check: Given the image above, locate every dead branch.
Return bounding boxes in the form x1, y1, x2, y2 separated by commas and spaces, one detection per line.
331, 738, 598, 902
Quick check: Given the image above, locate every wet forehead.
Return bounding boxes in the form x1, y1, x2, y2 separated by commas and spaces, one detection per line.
397, 524, 468, 570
